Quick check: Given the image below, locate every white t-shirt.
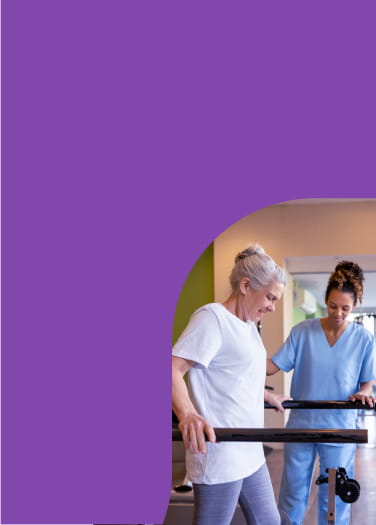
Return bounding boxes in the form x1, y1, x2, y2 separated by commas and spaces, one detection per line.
172, 303, 266, 484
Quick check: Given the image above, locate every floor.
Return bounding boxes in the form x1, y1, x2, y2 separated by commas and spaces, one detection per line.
164, 412, 376, 525
266, 444, 376, 525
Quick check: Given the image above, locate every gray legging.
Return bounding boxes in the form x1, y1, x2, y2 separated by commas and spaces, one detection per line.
192, 463, 284, 525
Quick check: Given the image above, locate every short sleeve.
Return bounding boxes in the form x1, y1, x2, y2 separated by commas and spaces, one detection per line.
172, 307, 222, 368
359, 333, 376, 383
271, 328, 297, 372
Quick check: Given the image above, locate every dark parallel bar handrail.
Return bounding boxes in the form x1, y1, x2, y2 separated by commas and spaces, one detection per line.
264, 400, 375, 410
172, 428, 368, 443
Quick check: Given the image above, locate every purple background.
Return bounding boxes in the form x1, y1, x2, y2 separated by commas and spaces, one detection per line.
2, 1, 376, 523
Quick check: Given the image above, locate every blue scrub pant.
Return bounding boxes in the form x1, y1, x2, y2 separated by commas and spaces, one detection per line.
278, 442, 356, 525
192, 463, 283, 525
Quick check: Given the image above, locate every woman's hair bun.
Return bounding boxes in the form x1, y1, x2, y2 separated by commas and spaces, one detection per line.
326, 259, 364, 304
234, 243, 265, 264
230, 242, 286, 291
334, 260, 364, 282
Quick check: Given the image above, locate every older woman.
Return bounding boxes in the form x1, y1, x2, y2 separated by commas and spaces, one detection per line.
172, 244, 288, 525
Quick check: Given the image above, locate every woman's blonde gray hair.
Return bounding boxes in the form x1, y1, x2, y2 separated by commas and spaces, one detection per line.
229, 243, 286, 292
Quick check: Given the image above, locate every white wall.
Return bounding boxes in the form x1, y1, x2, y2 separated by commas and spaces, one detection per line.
214, 199, 376, 436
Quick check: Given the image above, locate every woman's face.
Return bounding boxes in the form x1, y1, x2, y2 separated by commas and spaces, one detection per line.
325, 289, 356, 325
242, 280, 284, 323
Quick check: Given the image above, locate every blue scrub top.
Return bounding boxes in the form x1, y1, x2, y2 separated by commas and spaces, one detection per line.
272, 318, 376, 429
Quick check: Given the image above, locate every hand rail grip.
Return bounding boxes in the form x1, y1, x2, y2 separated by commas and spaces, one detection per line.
172, 428, 368, 443
264, 400, 375, 410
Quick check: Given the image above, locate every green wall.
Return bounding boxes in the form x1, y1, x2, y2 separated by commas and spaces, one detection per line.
293, 281, 325, 326
292, 305, 324, 325
293, 305, 307, 325
172, 243, 214, 345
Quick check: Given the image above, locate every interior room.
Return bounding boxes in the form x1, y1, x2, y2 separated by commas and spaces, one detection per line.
168, 198, 376, 525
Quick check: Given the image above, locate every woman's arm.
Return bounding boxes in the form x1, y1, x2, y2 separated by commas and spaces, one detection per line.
348, 380, 375, 408
172, 356, 216, 453
266, 357, 281, 376
264, 388, 290, 413
265, 357, 290, 411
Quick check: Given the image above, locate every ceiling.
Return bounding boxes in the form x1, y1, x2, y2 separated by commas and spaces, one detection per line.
276, 199, 376, 313
276, 198, 376, 206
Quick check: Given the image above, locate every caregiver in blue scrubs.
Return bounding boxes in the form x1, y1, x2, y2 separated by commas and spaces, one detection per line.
267, 260, 376, 525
